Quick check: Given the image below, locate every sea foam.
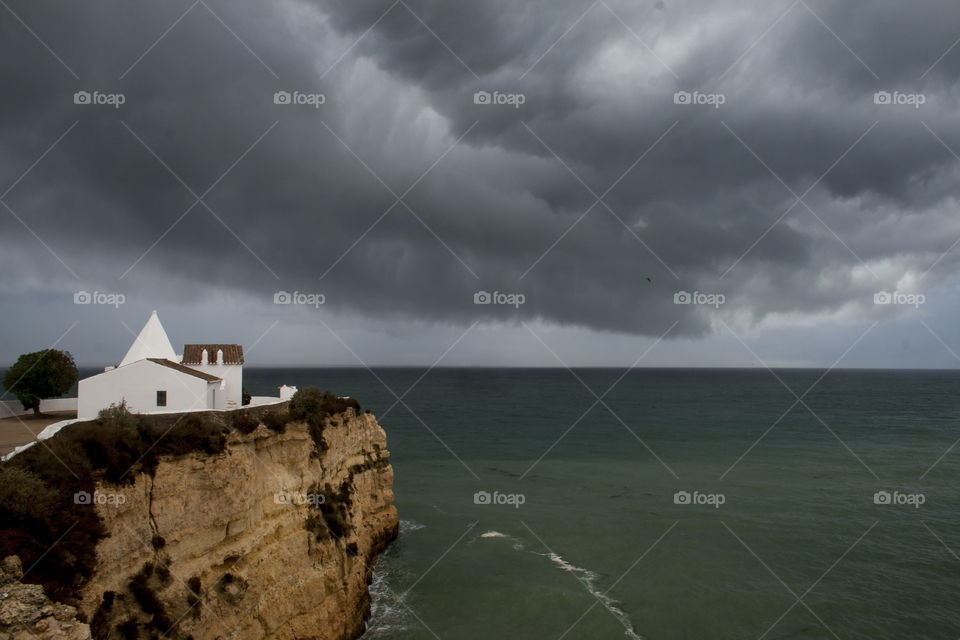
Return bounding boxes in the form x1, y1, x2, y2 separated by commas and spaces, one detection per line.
478, 531, 642, 639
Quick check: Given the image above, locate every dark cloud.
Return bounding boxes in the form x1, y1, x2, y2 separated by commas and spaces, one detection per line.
2, 0, 960, 364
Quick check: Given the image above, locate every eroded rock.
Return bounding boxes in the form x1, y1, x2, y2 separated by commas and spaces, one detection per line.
0, 556, 91, 640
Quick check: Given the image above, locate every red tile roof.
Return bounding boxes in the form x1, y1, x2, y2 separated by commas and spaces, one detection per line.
181, 344, 244, 365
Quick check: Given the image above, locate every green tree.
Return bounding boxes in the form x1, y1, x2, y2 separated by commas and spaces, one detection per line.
3, 349, 78, 415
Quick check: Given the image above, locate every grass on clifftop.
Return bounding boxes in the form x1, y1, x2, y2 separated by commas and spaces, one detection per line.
0, 389, 360, 606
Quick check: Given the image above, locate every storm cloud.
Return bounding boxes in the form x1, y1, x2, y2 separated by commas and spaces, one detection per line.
2, 0, 960, 365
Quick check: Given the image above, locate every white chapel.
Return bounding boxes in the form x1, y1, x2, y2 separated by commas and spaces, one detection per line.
77, 311, 244, 419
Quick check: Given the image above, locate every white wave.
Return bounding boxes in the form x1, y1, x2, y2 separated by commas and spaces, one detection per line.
476, 529, 642, 639
364, 567, 409, 637
533, 551, 643, 640
362, 520, 424, 637
363, 556, 414, 638
475, 530, 525, 550
399, 519, 425, 535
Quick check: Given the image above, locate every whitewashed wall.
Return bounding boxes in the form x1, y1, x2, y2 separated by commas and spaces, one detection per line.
0, 397, 78, 419
77, 360, 215, 419
185, 362, 242, 409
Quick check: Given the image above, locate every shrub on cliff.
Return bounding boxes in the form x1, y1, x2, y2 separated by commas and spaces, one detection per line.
127, 561, 175, 635
304, 480, 352, 541
152, 414, 226, 458
289, 388, 361, 453
230, 409, 290, 435
289, 388, 361, 425
90, 590, 114, 640
288, 387, 325, 428
136, 413, 227, 476
68, 403, 145, 485
0, 467, 57, 528
305, 513, 328, 541
117, 618, 139, 640
262, 410, 287, 433
62, 403, 227, 482
186, 575, 203, 617
0, 467, 65, 587
1, 439, 102, 603
325, 393, 361, 416
231, 410, 260, 434
129, 564, 161, 614
215, 572, 247, 604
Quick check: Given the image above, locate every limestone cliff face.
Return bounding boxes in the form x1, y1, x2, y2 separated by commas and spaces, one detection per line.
79, 408, 398, 640
0, 556, 91, 640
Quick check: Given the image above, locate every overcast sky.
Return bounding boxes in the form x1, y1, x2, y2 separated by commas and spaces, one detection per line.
2, 0, 960, 367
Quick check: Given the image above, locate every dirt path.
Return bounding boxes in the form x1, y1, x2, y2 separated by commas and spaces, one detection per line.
0, 411, 77, 456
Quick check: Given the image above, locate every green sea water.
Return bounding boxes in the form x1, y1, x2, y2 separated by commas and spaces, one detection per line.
243, 368, 960, 639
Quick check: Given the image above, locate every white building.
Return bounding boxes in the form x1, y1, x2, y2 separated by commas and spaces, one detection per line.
180, 344, 244, 409
78, 358, 221, 419
77, 311, 245, 419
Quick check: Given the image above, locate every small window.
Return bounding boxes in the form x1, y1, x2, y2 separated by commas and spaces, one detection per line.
156, 390, 167, 407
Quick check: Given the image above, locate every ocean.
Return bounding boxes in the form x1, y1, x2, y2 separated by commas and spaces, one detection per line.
240, 367, 960, 639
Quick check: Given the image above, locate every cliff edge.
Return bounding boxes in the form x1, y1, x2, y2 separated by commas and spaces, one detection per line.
1, 400, 398, 640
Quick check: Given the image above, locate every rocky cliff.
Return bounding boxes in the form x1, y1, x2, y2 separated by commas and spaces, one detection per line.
3, 406, 398, 640
0, 555, 91, 640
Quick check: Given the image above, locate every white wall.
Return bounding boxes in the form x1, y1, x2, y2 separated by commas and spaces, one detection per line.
77, 360, 215, 419
185, 362, 242, 410
0, 397, 78, 419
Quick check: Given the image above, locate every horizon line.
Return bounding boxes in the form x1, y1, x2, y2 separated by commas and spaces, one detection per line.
28, 363, 960, 372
